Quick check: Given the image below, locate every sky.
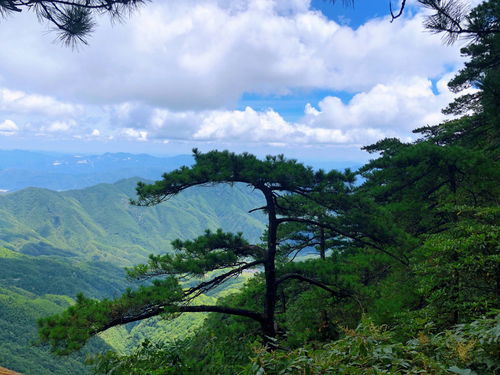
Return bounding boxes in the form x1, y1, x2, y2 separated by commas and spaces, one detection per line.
0, 0, 480, 162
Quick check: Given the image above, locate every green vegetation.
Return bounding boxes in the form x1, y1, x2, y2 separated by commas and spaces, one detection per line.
34, 1, 498, 374
0, 178, 265, 266
0, 179, 265, 374
0, 251, 125, 374
38, 149, 358, 355
244, 313, 500, 375
2, 1, 498, 374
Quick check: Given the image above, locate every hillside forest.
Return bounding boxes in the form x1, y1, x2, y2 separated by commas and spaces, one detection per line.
30, 1, 500, 374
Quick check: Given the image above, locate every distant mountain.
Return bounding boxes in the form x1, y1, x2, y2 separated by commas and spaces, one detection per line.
0, 178, 266, 374
0, 150, 193, 192
0, 178, 265, 266
0, 150, 363, 192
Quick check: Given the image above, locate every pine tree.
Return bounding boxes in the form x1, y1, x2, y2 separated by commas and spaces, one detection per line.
38, 149, 352, 354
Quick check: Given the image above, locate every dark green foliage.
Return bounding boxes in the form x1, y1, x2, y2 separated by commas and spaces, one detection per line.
127, 229, 254, 279
38, 277, 183, 355
411, 207, 499, 326
244, 313, 500, 375
0, 179, 265, 373
132, 149, 335, 207
444, 1, 500, 117
89, 340, 189, 375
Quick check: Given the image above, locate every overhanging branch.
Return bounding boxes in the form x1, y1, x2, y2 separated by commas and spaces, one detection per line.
390, 0, 407, 22
102, 303, 266, 333
276, 217, 410, 266
184, 259, 264, 300
277, 273, 350, 298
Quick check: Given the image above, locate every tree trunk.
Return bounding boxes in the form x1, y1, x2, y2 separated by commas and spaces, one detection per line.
262, 186, 278, 348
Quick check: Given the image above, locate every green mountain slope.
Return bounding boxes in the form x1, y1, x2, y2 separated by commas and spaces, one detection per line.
0, 248, 128, 375
0, 178, 266, 266
0, 178, 265, 374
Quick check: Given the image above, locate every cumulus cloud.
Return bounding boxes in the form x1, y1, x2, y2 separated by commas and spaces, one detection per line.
102, 74, 457, 146
0, 88, 81, 116
0, 0, 462, 110
0, 74, 459, 147
302, 76, 455, 132
0, 0, 470, 152
0, 119, 18, 136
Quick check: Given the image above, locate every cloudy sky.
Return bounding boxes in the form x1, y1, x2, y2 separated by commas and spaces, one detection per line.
0, 0, 477, 162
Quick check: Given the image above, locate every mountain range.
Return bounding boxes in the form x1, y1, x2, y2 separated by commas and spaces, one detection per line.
0, 150, 361, 192
0, 150, 193, 192
0, 176, 266, 374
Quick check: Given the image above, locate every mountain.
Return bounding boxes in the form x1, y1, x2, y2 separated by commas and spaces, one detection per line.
0, 178, 265, 266
0, 150, 362, 193
0, 150, 194, 192
0, 178, 266, 374
0, 248, 128, 375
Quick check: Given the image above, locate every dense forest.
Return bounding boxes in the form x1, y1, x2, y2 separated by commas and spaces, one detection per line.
34, 1, 499, 374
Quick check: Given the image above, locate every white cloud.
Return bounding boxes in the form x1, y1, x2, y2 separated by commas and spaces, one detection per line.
0, 0, 472, 152
121, 128, 148, 141
107, 75, 456, 146
0, 0, 463, 110
188, 107, 383, 145
0, 88, 81, 116
302, 76, 455, 132
42, 120, 77, 133
0, 119, 18, 135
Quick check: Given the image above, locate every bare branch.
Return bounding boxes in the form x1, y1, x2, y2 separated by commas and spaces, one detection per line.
249, 205, 267, 214
390, 0, 407, 22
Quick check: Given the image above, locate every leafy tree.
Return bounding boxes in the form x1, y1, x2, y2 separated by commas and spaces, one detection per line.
38, 149, 352, 354
413, 206, 499, 326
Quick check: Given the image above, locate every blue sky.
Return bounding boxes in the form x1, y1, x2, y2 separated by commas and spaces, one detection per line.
0, 0, 478, 162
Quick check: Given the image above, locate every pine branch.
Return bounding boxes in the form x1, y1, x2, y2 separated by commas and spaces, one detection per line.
276, 273, 350, 298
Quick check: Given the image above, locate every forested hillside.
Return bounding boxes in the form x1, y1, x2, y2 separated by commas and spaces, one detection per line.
0, 180, 265, 374
36, 2, 499, 374
0, 178, 265, 266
